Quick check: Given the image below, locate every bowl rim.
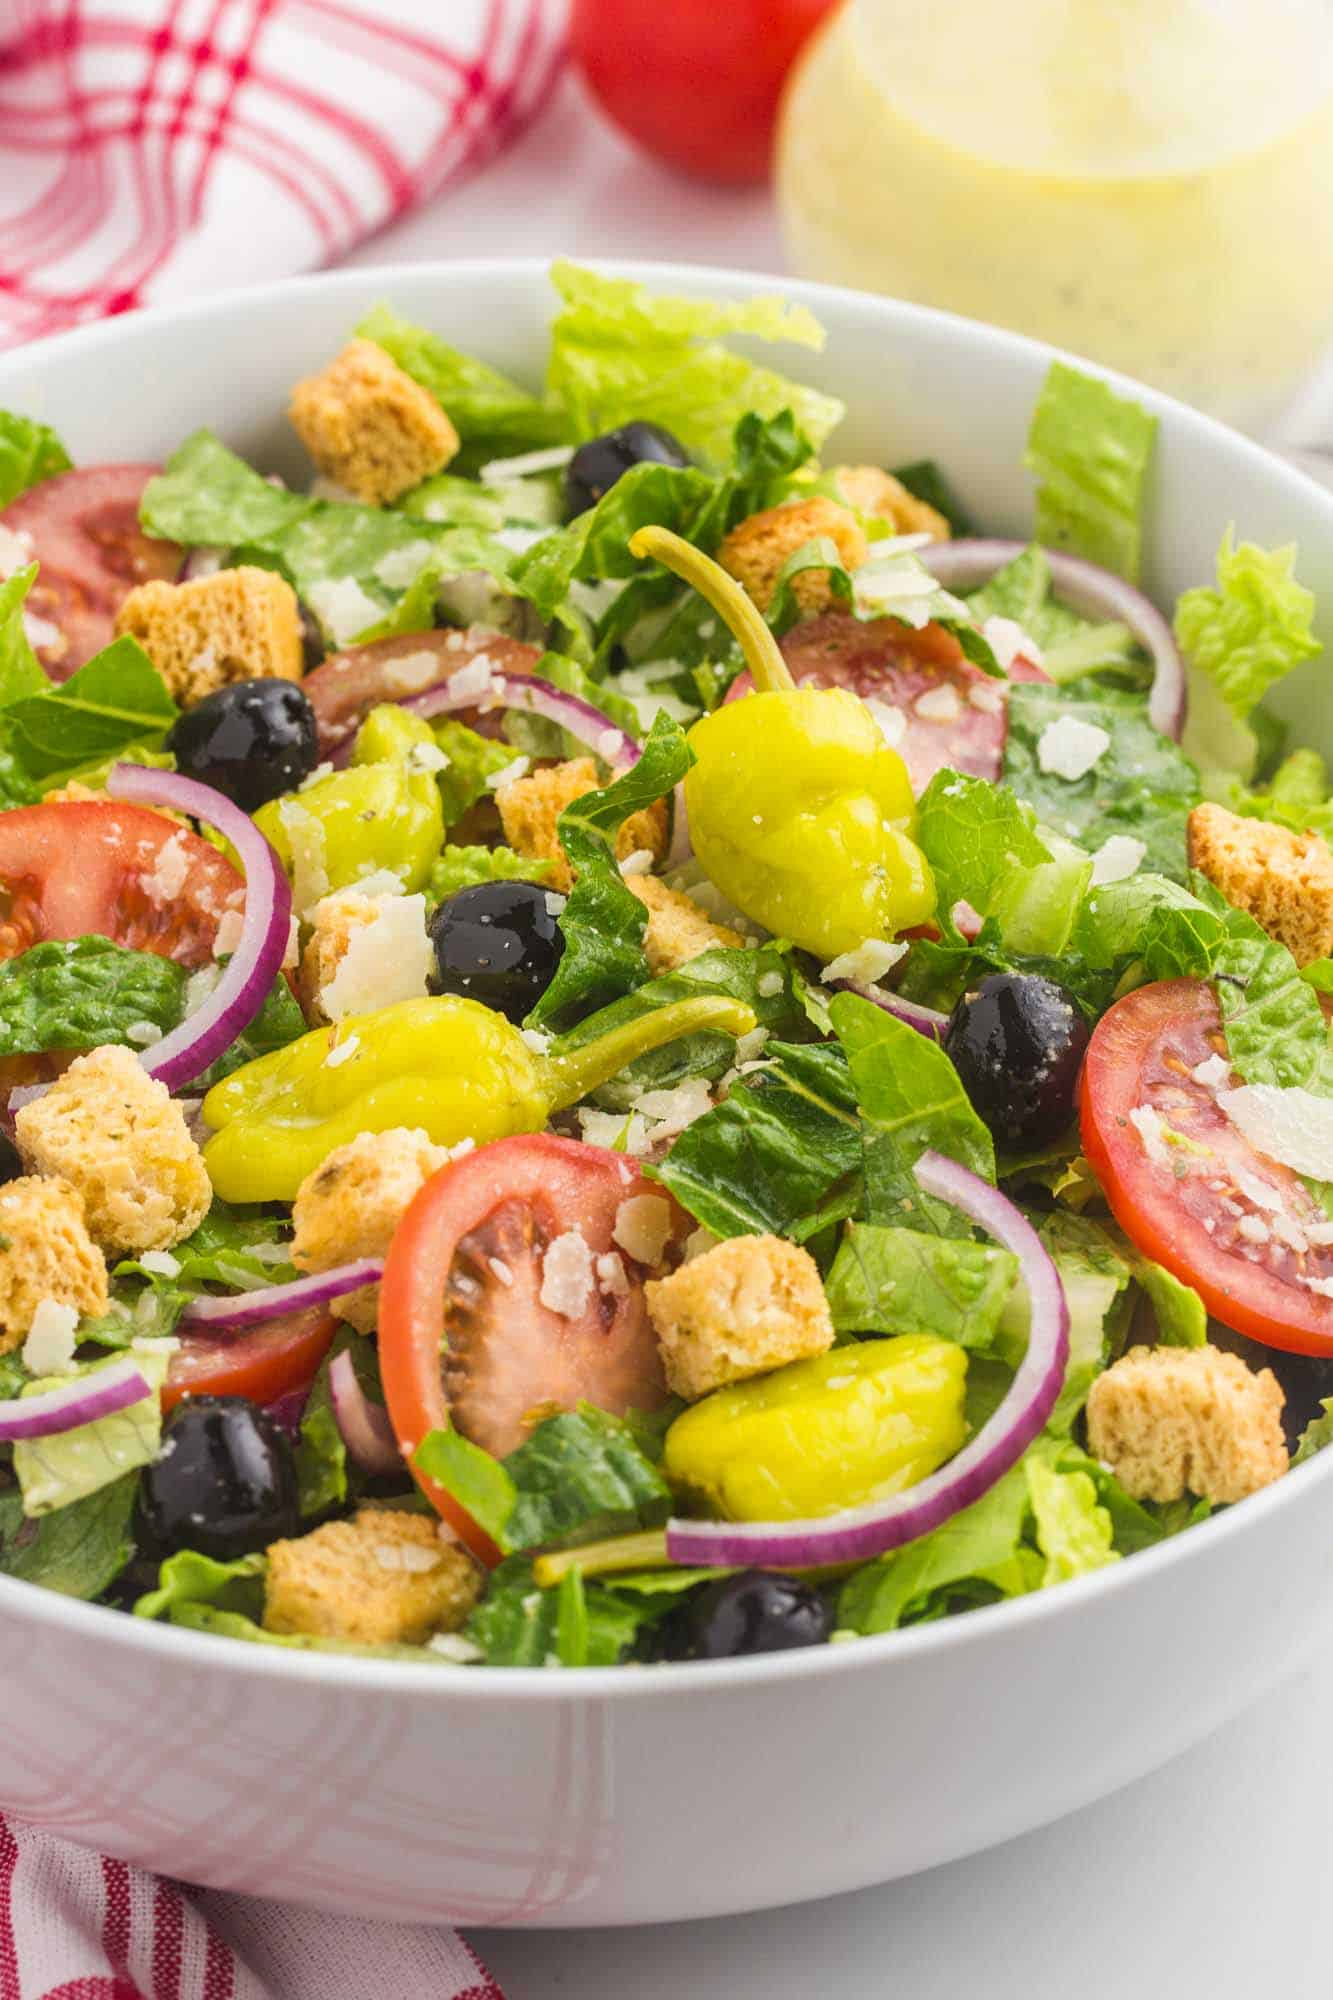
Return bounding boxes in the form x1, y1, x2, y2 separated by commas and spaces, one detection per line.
2, 254, 1332, 1702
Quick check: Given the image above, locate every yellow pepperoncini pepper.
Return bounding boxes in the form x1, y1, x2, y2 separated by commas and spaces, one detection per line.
201, 991, 757, 1203
628, 527, 935, 957
663, 1336, 967, 1523
253, 704, 444, 905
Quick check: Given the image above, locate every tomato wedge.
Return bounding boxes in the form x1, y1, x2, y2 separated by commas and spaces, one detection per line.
163, 1307, 336, 1413
0, 800, 242, 965
0, 465, 180, 677
380, 1135, 683, 1564
729, 612, 1048, 794
1081, 978, 1333, 1356
301, 626, 543, 760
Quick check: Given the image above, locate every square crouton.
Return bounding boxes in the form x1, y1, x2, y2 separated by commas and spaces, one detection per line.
718, 496, 867, 616
291, 1126, 452, 1333
1187, 802, 1333, 968
14, 1045, 211, 1256
0, 1176, 107, 1349
645, 1233, 834, 1401
1086, 1344, 1288, 1504
115, 565, 304, 707
625, 874, 742, 971
264, 1508, 481, 1645
495, 757, 668, 894
831, 465, 950, 542
289, 338, 459, 505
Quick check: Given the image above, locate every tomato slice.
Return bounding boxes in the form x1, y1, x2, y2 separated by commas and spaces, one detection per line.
0, 800, 242, 965
728, 612, 1048, 793
0, 466, 181, 678
380, 1135, 683, 1563
163, 1307, 336, 1413
1081, 978, 1333, 1356
301, 626, 544, 760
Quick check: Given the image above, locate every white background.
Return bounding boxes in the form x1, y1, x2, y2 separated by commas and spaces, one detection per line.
359, 73, 1333, 1999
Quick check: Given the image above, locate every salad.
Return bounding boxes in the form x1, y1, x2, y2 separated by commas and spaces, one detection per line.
0, 263, 1331, 1672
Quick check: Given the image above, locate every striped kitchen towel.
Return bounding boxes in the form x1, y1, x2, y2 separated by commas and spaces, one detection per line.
0, 1811, 505, 1998
0, 0, 566, 347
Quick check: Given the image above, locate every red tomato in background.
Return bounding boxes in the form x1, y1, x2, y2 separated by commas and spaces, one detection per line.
568, 0, 840, 186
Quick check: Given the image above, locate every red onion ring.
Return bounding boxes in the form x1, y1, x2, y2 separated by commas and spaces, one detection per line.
826, 979, 949, 1043
329, 1348, 400, 1475
665, 1151, 1069, 1568
0, 1356, 153, 1441
106, 764, 292, 1092
179, 1260, 384, 1332
921, 538, 1186, 741
325, 671, 642, 775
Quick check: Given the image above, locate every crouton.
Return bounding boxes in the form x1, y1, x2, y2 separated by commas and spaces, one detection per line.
289, 338, 459, 506
1187, 802, 1333, 968
14, 1046, 210, 1256
645, 1233, 834, 1401
831, 465, 950, 542
625, 874, 743, 971
291, 1126, 452, 1333
0, 1176, 107, 1349
1086, 1343, 1288, 1504
718, 496, 867, 616
297, 888, 433, 1026
264, 1508, 481, 1646
495, 757, 668, 894
115, 566, 304, 706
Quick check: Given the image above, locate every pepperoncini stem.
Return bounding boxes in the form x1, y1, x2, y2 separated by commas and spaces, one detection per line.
533, 1530, 670, 1587
538, 994, 757, 1112
628, 524, 795, 694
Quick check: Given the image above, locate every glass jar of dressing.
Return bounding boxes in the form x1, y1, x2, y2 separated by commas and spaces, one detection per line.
777, 0, 1333, 431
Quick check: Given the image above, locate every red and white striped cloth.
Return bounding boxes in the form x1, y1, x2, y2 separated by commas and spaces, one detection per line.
0, 0, 567, 348
0, 1813, 506, 1998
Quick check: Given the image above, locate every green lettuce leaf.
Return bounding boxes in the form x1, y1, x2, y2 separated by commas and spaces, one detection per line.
0, 1473, 138, 1600
1003, 681, 1201, 880
0, 634, 178, 790
837, 1463, 1037, 1633
1293, 1398, 1333, 1465
86, 1200, 296, 1348
0, 411, 72, 507
425, 843, 551, 904
194, 968, 307, 1087
463, 1554, 651, 1667
356, 304, 568, 456
545, 260, 843, 466
1025, 1450, 1119, 1585
0, 937, 187, 1057
14, 1349, 170, 1514
528, 713, 691, 1027
135, 1548, 267, 1623
964, 544, 1142, 683
914, 768, 1055, 930
1224, 748, 1333, 844
0, 564, 46, 711
886, 459, 975, 537
428, 717, 518, 827
1175, 530, 1320, 727
1025, 360, 1157, 581
140, 430, 309, 546
763, 539, 999, 674
1020, 1212, 1132, 1431
294, 1330, 384, 1519
824, 1223, 1017, 1350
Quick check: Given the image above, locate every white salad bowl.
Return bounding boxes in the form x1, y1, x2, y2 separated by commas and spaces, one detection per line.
1, 262, 1332, 1928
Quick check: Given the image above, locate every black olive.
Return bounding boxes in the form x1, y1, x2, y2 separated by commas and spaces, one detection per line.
565, 422, 691, 517
679, 1571, 834, 1660
944, 972, 1090, 1148
137, 1396, 300, 1562
428, 879, 565, 1024
168, 678, 319, 814
0, 1132, 21, 1186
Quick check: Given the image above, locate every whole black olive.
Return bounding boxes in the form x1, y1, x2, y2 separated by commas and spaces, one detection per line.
679, 1570, 834, 1660
168, 678, 319, 814
137, 1396, 300, 1561
428, 878, 565, 1024
944, 972, 1090, 1147
565, 421, 691, 516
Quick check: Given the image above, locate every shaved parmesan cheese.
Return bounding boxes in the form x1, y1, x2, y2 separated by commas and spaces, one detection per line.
594, 1251, 630, 1298
1129, 1104, 1172, 1167
0, 523, 34, 580
1191, 1053, 1231, 1089
633, 1077, 713, 1138
863, 697, 907, 747
320, 895, 433, 1021
1037, 715, 1110, 781
982, 615, 1042, 673
612, 1195, 674, 1268
540, 1230, 594, 1318
577, 1107, 649, 1154
141, 830, 192, 906
22, 1300, 79, 1378
306, 576, 383, 648
1090, 836, 1146, 886
442, 653, 501, 705
374, 541, 439, 590
820, 939, 907, 987
618, 848, 654, 878
486, 755, 530, 792
968, 680, 1005, 715
913, 683, 961, 723
381, 650, 443, 695
1219, 1084, 1333, 1182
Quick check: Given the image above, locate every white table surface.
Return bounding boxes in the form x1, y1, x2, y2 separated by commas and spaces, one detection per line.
358, 73, 1333, 1998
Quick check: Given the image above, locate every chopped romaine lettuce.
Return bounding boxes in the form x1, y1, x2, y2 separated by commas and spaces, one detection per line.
545, 260, 843, 466
914, 768, 1056, 933
426, 843, 552, 904
14, 1348, 170, 1515
1176, 531, 1320, 737
0, 937, 187, 1058
0, 634, 178, 795
0, 565, 46, 710
824, 1223, 1017, 1350
0, 1473, 137, 1600
1294, 1399, 1333, 1465
1024, 360, 1157, 582
1025, 1451, 1119, 1585
356, 304, 569, 456
0, 410, 72, 507
428, 716, 518, 828
463, 1553, 651, 1667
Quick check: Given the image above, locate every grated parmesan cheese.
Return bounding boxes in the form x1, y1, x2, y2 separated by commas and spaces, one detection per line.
306, 576, 384, 649
982, 615, 1042, 673
140, 830, 192, 907
611, 1195, 674, 1268
913, 683, 961, 723
320, 894, 434, 1020
539, 1230, 595, 1318
0, 523, 34, 580
618, 848, 654, 878
486, 755, 530, 792
381, 650, 444, 695
374, 541, 439, 590
373, 1542, 442, 1574
820, 939, 907, 987
212, 907, 245, 958
1036, 715, 1110, 782
1191, 1053, 1232, 1090
1129, 1104, 1172, 1167
594, 1251, 630, 1298
1219, 1084, 1333, 1183
1090, 836, 1147, 887
22, 1300, 79, 1378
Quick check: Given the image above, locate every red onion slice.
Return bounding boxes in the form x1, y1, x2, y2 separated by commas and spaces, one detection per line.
825, 979, 949, 1043
324, 670, 642, 775
329, 1347, 400, 1475
0, 1356, 153, 1441
179, 1260, 384, 1332
665, 1152, 1069, 1568
921, 538, 1185, 741
107, 764, 293, 1092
